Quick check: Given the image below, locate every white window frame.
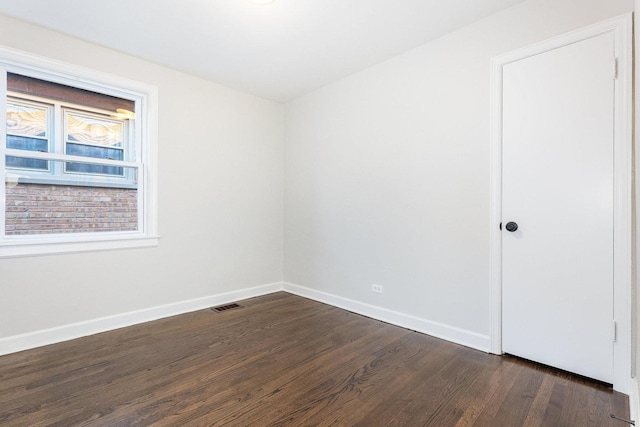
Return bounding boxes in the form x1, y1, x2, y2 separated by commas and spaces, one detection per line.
0, 46, 159, 257
7, 94, 136, 187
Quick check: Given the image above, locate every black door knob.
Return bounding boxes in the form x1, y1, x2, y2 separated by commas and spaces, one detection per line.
505, 222, 518, 232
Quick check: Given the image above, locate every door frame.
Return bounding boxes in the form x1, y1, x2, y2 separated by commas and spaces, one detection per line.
489, 14, 633, 393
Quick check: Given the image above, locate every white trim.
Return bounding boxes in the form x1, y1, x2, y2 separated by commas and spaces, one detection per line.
0, 67, 6, 245
4, 148, 139, 167
0, 282, 492, 357
0, 45, 159, 257
0, 282, 283, 356
489, 33, 503, 356
283, 282, 490, 352
489, 14, 633, 393
0, 235, 159, 258
141, 82, 158, 238
0, 45, 157, 102
630, 378, 639, 426
632, 0, 640, 390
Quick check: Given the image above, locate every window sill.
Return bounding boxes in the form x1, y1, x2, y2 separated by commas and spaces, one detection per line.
0, 234, 159, 258
7, 176, 137, 190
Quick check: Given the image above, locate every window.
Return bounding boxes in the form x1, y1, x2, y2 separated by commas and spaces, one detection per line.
64, 110, 126, 177
6, 84, 136, 187
0, 48, 158, 257
6, 98, 50, 171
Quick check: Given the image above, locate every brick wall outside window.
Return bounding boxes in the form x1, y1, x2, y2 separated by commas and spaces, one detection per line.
5, 183, 138, 235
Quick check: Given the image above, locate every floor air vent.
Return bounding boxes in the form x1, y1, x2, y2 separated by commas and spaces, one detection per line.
211, 303, 244, 313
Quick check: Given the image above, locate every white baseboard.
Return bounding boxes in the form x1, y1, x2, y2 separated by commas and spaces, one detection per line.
0, 281, 283, 356
0, 281, 492, 357
630, 377, 639, 425
283, 282, 490, 352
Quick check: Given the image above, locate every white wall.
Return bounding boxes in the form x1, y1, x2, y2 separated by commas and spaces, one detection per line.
0, 0, 635, 362
0, 15, 284, 339
634, 0, 640, 418
284, 0, 633, 348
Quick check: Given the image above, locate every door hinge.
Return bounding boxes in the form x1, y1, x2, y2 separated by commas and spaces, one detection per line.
613, 58, 618, 79
612, 320, 617, 342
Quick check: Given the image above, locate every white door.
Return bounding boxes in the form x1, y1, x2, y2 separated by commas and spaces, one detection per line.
502, 32, 615, 383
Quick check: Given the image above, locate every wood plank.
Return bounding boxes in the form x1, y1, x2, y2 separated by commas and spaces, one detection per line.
0, 293, 629, 426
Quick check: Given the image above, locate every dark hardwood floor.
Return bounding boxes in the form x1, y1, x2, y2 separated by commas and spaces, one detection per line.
0, 292, 629, 426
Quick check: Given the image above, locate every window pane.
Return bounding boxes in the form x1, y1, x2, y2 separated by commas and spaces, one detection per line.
7, 134, 48, 151
65, 143, 124, 175
5, 158, 138, 235
6, 156, 48, 170
6, 135, 49, 170
65, 162, 123, 176
67, 113, 123, 147
6, 102, 47, 138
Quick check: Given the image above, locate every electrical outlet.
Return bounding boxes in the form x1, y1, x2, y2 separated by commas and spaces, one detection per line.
371, 284, 383, 294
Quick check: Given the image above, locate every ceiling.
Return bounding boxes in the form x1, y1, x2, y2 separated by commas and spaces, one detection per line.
0, 0, 525, 103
